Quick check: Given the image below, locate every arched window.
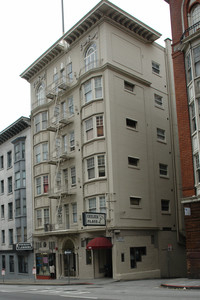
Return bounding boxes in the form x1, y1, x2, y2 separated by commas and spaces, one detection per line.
191, 4, 200, 28
84, 43, 97, 71
37, 83, 45, 106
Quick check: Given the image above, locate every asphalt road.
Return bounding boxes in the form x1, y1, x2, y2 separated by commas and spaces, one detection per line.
0, 280, 199, 300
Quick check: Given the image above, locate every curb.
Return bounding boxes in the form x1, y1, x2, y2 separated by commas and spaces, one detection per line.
161, 284, 200, 290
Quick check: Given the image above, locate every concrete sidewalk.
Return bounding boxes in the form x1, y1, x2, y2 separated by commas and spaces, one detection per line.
161, 278, 200, 289
0, 277, 200, 289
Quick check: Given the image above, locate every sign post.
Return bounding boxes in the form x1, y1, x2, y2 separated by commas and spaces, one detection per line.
64, 250, 71, 284
2, 269, 5, 283
32, 266, 36, 281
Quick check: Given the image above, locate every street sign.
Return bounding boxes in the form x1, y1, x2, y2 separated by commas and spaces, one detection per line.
64, 250, 71, 255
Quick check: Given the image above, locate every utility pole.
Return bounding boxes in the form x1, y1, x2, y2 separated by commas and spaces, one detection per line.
61, 0, 65, 34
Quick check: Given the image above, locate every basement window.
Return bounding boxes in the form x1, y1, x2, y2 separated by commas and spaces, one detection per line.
130, 247, 146, 269
130, 197, 141, 206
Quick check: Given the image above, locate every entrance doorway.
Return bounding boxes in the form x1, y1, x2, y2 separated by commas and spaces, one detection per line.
62, 239, 76, 277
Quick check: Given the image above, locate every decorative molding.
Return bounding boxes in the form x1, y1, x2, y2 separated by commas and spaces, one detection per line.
80, 31, 98, 51
33, 73, 46, 89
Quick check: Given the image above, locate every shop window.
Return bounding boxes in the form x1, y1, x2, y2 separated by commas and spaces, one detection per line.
130, 247, 146, 269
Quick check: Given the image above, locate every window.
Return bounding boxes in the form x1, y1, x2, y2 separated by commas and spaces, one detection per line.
14, 144, 20, 161
130, 247, 146, 269
9, 255, 14, 273
87, 195, 106, 213
37, 83, 45, 106
35, 143, 48, 163
191, 4, 200, 28
152, 61, 160, 74
23, 198, 26, 215
22, 171, 26, 187
34, 111, 48, 133
70, 131, 75, 151
9, 229, 13, 245
36, 175, 49, 195
72, 203, 77, 223
157, 128, 166, 142
161, 199, 170, 213
24, 227, 27, 242
8, 176, 12, 193
36, 209, 42, 227
44, 208, 49, 224
63, 135, 68, 153
68, 96, 74, 116
128, 156, 139, 167
0, 180, 4, 194
89, 198, 96, 212
87, 157, 95, 179
186, 53, 192, 83
159, 163, 168, 177
83, 76, 102, 103
61, 101, 67, 119
98, 155, 105, 177
121, 253, 125, 262
130, 197, 141, 206
57, 206, 62, 224
15, 171, 20, 189
22, 142, 25, 159
126, 118, 137, 130
124, 81, 135, 92
85, 115, 104, 141
16, 227, 21, 243
65, 204, 70, 229
2, 255, 5, 269
1, 230, 5, 244
86, 155, 106, 180
71, 166, 76, 186
193, 46, 200, 77
67, 62, 73, 81
7, 151, 12, 168
0, 155, 4, 169
18, 255, 28, 273
16, 199, 21, 216
190, 102, 197, 133
1, 205, 4, 219
8, 202, 13, 220
86, 250, 92, 265
84, 43, 97, 71
154, 94, 163, 107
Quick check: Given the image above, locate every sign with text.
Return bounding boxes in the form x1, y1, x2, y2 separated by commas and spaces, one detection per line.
82, 212, 106, 226
16, 242, 33, 251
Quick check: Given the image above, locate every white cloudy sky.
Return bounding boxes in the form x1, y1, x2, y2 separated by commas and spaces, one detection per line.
0, 0, 171, 131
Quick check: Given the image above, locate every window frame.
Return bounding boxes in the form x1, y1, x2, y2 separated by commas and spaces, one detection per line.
83, 76, 102, 104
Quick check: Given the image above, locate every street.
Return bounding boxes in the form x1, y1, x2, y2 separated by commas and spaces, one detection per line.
0, 280, 199, 300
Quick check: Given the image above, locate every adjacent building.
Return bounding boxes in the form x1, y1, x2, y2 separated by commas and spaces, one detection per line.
0, 117, 33, 279
20, 0, 186, 280
165, 0, 200, 278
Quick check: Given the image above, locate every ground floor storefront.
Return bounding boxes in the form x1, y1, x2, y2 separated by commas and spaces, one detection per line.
0, 245, 34, 280
34, 229, 186, 280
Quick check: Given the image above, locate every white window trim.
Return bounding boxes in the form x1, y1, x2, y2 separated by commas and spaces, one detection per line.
86, 154, 106, 181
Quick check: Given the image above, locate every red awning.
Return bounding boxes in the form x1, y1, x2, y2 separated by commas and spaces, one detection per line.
86, 237, 112, 250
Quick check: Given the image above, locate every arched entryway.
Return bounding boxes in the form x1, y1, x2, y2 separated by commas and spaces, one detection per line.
62, 239, 77, 277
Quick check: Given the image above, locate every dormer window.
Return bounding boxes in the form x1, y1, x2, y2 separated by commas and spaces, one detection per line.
84, 43, 97, 71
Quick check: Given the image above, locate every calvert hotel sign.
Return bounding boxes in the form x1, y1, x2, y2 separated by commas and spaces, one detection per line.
82, 212, 106, 226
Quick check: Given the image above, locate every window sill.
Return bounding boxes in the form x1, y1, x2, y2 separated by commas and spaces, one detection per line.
159, 175, 169, 179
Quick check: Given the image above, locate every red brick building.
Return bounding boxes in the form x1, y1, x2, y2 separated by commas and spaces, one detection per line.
165, 0, 200, 278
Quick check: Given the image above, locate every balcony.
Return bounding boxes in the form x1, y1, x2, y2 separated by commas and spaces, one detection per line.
181, 21, 200, 42
49, 185, 75, 199
79, 59, 103, 77
46, 76, 74, 99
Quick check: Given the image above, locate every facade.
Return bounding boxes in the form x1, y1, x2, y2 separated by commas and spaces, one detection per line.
0, 117, 34, 279
165, 0, 200, 278
21, 0, 186, 280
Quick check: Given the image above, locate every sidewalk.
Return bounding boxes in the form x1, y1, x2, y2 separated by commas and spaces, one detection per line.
0, 277, 200, 289
161, 278, 200, 289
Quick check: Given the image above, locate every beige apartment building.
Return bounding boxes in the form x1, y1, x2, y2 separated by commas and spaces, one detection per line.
21, 0, 186, 280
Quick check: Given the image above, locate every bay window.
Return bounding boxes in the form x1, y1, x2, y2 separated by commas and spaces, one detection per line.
86, 155, 106, 180
83, 76, 102, 104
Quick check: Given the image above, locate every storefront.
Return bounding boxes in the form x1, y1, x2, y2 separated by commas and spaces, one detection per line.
36, 253, 55, 279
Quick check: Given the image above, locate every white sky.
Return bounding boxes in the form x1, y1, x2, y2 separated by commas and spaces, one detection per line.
0, 0, 171, 132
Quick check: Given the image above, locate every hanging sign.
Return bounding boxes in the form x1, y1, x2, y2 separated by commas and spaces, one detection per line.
82, 212, 106, 226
